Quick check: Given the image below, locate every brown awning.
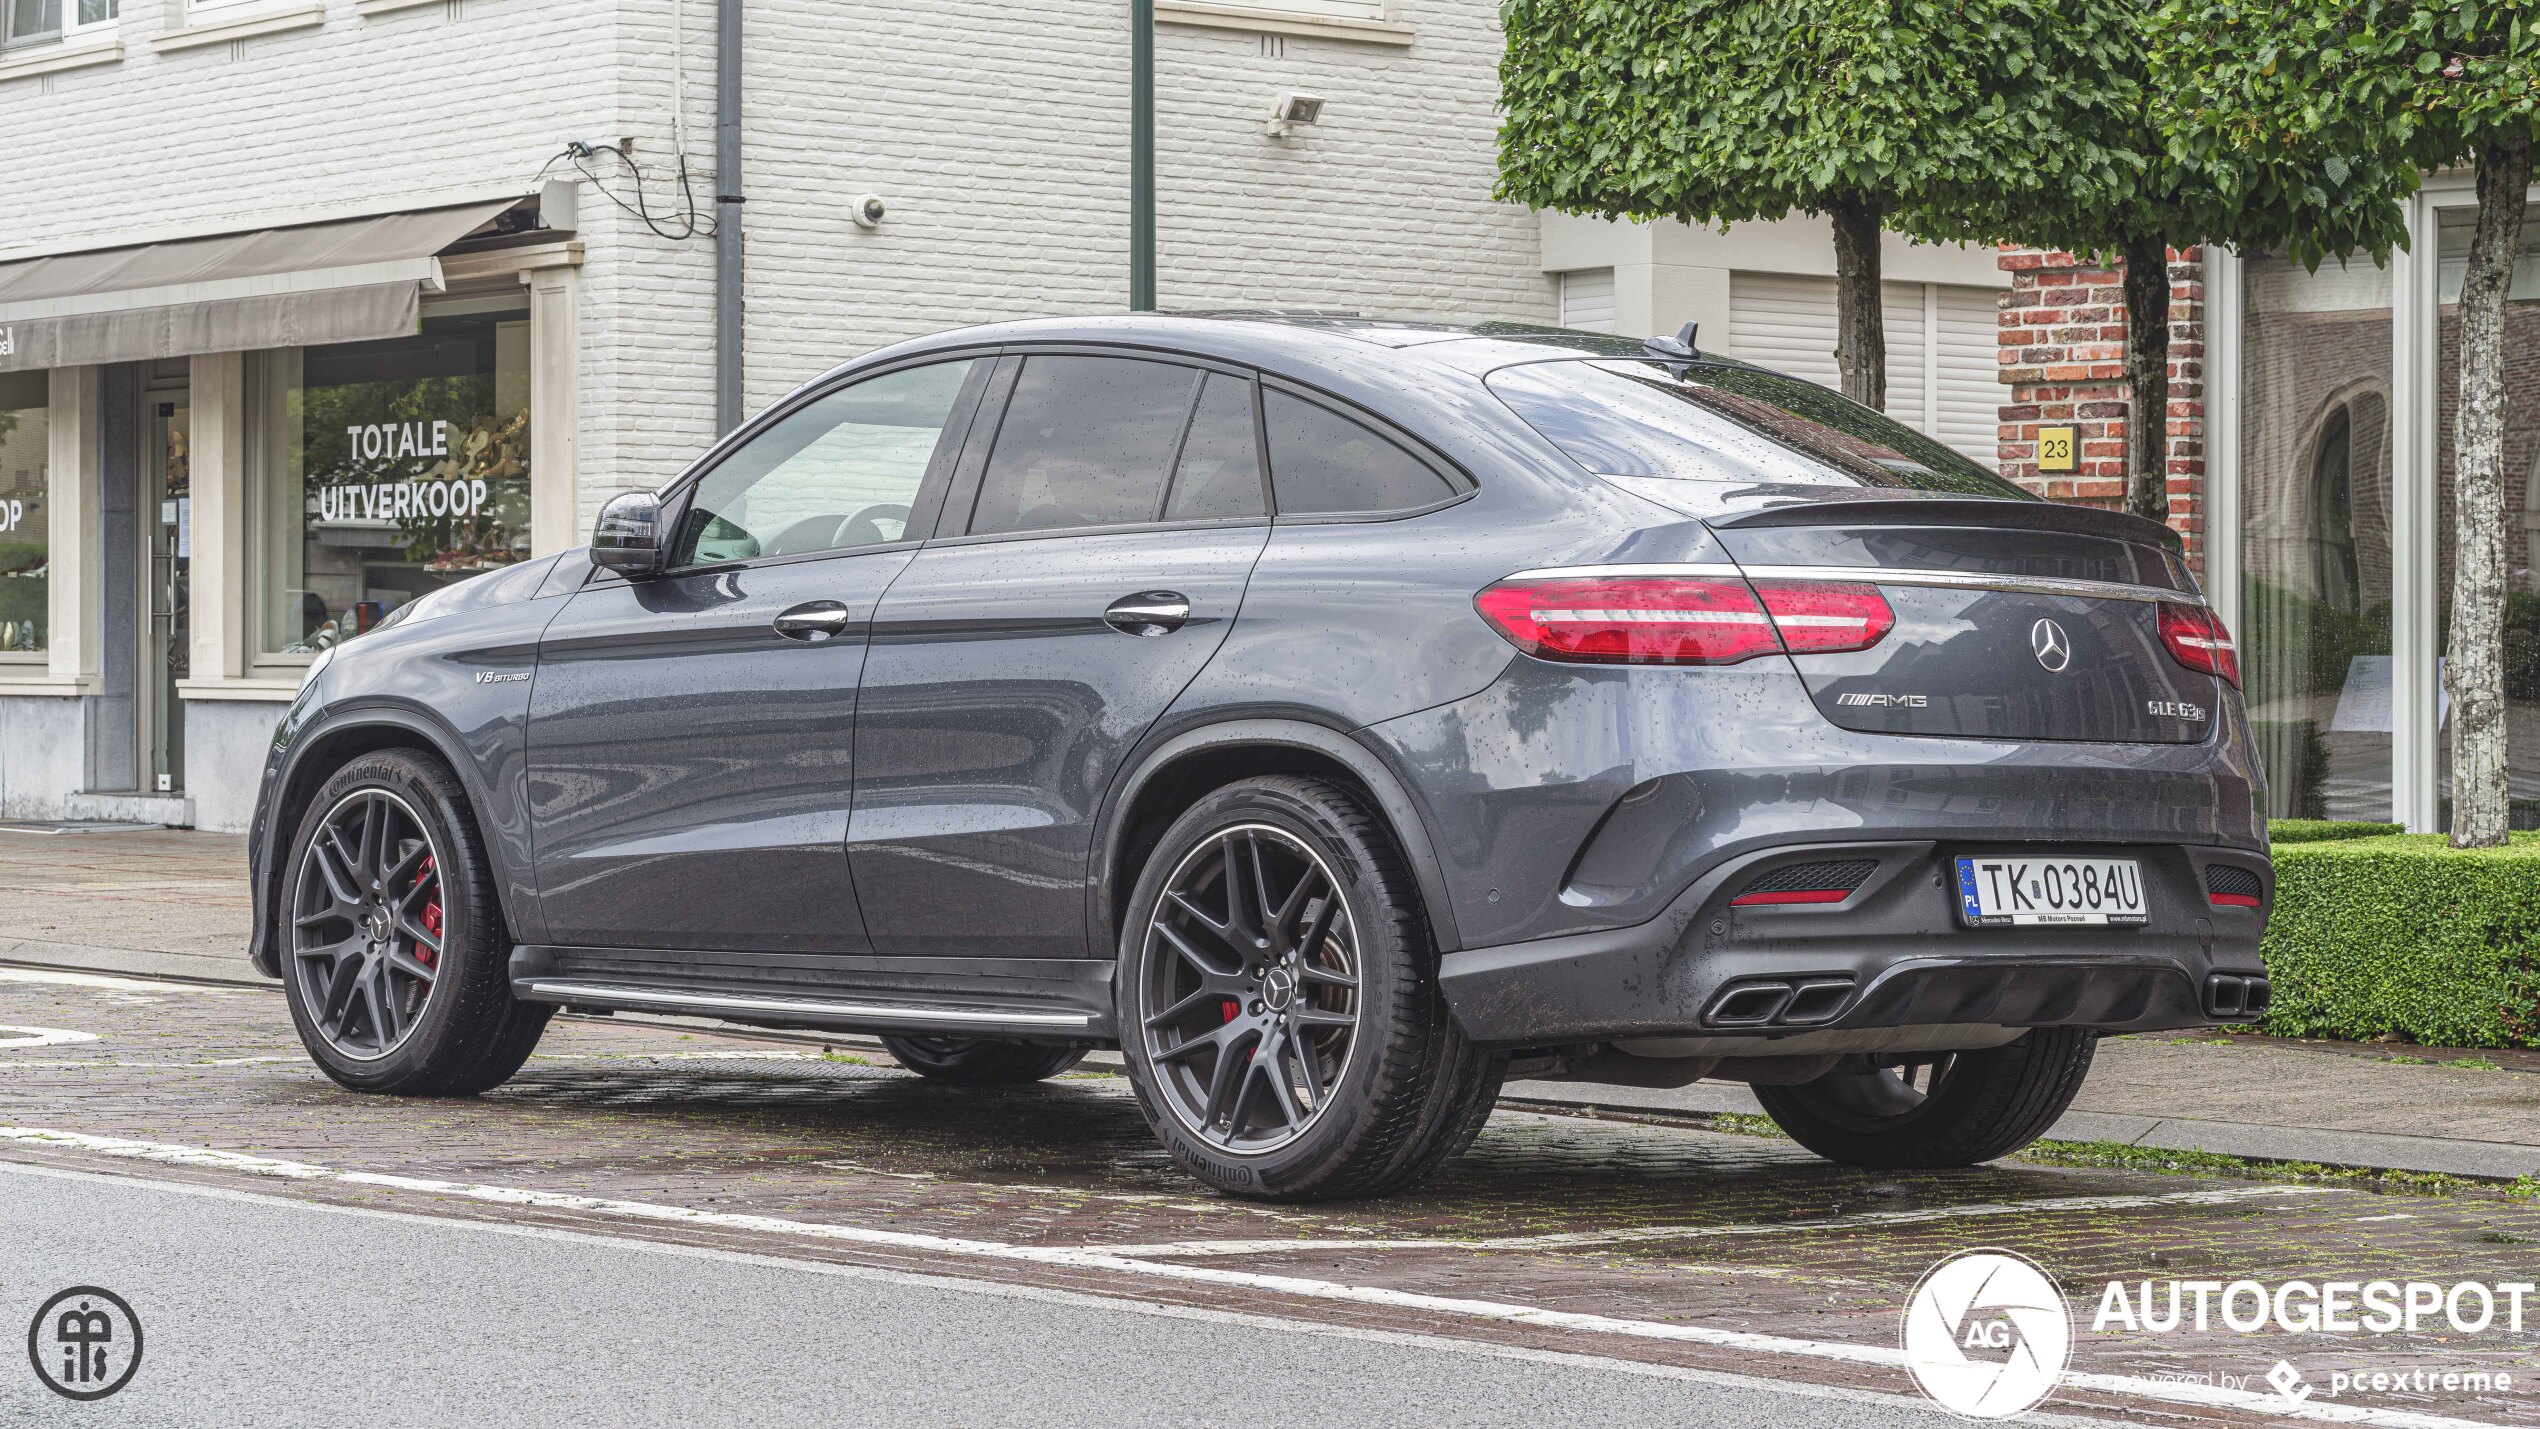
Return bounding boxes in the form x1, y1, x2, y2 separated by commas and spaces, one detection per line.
0, 198, 523, 374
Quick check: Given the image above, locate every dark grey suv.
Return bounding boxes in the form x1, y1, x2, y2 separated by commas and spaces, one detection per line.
246, 315, 2270, 1201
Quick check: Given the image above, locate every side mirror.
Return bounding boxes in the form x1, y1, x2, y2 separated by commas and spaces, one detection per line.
591, 491, 664, 575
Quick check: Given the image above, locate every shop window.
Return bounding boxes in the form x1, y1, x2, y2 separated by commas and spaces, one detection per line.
0, 370, 45, 657
2237, 254, 2396, 822
257, 311, 531, 655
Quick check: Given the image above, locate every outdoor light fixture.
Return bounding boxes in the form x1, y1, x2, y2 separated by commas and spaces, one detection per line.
1265, 91, 1325, 138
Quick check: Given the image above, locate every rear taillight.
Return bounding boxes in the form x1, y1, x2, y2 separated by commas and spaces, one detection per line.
1473, 576, 1782, 665
1751, 581, 1895, 654
1474, 574, 1895, 667
2159, 603, 2241, 688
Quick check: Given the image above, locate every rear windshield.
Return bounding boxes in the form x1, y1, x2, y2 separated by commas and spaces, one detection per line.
1487, 358, 2032, 499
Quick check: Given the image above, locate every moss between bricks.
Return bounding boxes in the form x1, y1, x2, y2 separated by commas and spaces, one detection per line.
2262, 831, 2540, 1049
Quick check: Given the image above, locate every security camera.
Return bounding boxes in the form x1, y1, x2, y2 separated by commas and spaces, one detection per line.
850, 194, 887, 230
1264, 91, 1325, 139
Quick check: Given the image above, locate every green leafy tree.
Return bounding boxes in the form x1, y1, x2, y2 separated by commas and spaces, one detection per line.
2153, 0, 2539, 846
1911, 2, 2402, 524
1498, 0, 2127, 410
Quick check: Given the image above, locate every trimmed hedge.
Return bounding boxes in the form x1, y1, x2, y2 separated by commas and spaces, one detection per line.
2260, 832, 2540, 1048
2268, 819, 2407, 844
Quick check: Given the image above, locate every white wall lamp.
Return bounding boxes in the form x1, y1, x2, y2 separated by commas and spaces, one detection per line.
1265, 91, 1325, 140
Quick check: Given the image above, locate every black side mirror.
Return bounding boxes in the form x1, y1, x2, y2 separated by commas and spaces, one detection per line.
592, 491, 665, 575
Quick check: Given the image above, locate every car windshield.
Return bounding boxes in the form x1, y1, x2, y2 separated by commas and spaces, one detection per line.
1486, 358, 2031, 499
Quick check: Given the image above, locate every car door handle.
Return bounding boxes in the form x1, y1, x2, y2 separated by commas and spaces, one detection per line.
1104, 591, 1190, 638
772, 601, 853, 642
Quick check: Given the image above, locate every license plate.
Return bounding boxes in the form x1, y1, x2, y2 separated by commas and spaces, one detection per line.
1954, 855, 2147, 927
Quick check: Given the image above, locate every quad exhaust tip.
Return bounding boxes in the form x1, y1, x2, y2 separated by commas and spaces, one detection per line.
1704, 974, 1859, 1029
2203, 971, 2271, 1020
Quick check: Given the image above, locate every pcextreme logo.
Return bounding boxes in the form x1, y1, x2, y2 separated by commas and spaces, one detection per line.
1901, 1248, 2073, 1418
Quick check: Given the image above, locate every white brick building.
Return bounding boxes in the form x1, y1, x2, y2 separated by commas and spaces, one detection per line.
0, 0, 2009, 831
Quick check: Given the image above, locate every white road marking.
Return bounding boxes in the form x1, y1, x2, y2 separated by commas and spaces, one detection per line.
0, 1024, 99, 1049
0, 1124, 2494, 1429
1089, 1186, 2340, 1258
0, 966, 235, 994
0, 1160, 2064, 1427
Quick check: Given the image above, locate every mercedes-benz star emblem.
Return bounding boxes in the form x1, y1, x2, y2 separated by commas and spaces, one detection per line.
2030, 618, 2072, 673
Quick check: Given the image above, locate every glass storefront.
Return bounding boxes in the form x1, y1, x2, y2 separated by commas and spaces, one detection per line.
2433, 201, 2540, 829
0, 371, 46, 656
2237, 253, 2396, 820
258, 310, 532, 654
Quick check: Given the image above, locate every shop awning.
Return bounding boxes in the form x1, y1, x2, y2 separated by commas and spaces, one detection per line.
0, 197, 525, 374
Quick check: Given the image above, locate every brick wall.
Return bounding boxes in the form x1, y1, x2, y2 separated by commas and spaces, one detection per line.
1996, 245, 2208, 568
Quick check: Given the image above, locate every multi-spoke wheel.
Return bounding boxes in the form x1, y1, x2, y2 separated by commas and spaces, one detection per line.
1141, 824, 1362, 1153
279, 750, 550, 1096
1751, 1028, 2099, 1169
290, 789, 445, 1060
1116, 776, 1506, 1202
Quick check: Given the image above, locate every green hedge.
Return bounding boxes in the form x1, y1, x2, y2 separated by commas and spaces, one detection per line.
2268, 819, 2407, 844
2261, 833, 2540, 1048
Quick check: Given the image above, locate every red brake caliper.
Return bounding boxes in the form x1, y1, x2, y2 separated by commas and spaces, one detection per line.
415, 855, 441, 966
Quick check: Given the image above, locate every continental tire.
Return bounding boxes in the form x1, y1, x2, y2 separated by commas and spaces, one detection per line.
1752, 1028, 2097, 1169
279, 749, 550, 1096
1115, 775, 1505, 1202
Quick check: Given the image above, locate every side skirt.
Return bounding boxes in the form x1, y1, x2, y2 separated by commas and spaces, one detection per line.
507, 945, 1114, 1042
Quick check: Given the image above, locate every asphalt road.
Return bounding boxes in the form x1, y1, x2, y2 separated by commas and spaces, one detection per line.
0, 1162, 1979, 1429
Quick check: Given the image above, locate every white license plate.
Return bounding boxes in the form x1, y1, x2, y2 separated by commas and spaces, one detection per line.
1954, 855, 2147, 927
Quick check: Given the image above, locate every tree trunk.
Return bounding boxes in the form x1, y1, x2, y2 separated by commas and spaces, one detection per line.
2122, 235, 2173, 525
2446, 136, 2532, 848
1828, 193, 1887, 411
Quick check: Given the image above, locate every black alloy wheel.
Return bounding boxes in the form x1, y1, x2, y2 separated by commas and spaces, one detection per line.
280, 749, 551, 1096
290, 788, 446, 1061
1116, 776, 1505, 1202
1752, 1028, 2099, 1168
1139, 823, 1363, 1154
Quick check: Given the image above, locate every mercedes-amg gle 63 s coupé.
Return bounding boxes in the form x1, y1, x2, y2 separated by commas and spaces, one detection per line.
248, 315, 2270, 1201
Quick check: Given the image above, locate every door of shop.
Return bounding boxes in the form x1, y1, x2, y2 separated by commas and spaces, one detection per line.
137, 375, 189, 795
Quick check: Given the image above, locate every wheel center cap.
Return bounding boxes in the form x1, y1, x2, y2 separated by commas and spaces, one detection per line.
362, 908, 391, 943
1261, 967, 1297, 1012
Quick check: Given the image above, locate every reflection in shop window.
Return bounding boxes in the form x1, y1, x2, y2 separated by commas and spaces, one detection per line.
259, 312, 531, 654
2238, 254, 2395, 822
0, 372, 46, 656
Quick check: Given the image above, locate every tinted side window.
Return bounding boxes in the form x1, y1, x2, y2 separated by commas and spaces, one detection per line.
1163, 373, 1265, 521
970, 356, 1198, 535
674, 359, 978, 567
1263, 390, 1455, 516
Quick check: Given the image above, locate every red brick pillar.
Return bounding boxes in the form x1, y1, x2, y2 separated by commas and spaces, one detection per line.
1996, 245, 2207, 571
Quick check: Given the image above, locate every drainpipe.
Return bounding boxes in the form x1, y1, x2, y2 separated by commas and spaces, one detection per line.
714, 0, 744, 432
1129, 0, 1155, 311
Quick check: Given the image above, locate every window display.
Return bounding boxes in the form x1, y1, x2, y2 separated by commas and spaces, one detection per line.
0, 370, 47, 657
261, 312, 531, 653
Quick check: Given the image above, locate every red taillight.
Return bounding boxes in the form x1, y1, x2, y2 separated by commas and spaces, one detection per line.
1474, 576, 1784, 665
1751, 581, 1895, 654
1474, 574, 1896, 667
2159, 603, 2241, 688
2209, 892, 2262, 909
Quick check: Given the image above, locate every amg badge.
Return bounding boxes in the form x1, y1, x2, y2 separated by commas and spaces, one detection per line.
1835, 692, 1929, 708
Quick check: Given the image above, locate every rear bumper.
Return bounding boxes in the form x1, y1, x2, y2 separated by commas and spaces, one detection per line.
1437, 838, 2269, 1047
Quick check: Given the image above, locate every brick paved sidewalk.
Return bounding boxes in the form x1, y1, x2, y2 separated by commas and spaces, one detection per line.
4, 824, 2535, 1180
